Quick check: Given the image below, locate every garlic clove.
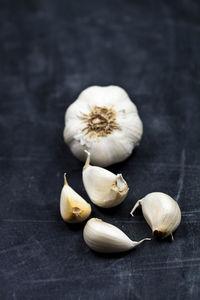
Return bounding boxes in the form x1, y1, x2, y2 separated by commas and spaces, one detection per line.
130, 192, 181, 239
82, 151, 129, 208
60, 174, 91, 223
83, 218, 151, 253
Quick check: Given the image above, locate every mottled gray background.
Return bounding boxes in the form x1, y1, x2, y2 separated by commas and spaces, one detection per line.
0, 0, 200, 299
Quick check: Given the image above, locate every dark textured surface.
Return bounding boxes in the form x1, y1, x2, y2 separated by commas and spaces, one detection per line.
0, 0, 200, 299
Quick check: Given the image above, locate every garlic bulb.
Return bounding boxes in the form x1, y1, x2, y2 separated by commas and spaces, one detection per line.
60, 174, 91, 223
130, 192, 181, 239
64, 85, 143, 167
82, 150, 129, 208
83, 218, 151, 253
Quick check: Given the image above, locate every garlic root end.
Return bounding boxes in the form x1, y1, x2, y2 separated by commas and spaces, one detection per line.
153, 229, 173, 240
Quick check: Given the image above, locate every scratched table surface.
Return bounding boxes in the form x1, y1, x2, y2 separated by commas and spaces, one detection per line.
0, 0, 200, 299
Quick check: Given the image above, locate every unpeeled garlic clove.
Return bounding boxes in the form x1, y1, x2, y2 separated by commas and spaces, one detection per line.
130, 192, 181, 239
60, 174, 91, 223
82, 151, 129, 208
83, 218, 151, 253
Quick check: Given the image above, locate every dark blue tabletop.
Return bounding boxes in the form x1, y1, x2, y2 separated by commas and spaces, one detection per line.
0, 0, 199, 299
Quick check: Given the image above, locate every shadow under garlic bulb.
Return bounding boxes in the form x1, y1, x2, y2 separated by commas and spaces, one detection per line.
64, 85, 143, 167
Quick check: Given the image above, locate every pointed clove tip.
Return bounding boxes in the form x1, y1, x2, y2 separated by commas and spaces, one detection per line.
84, 149, 91, 156
130, 200, 142, 217
138, 237, 151, 244
132, 237, 152, 248
64, 173, 68, 185
83, 149, 91, 169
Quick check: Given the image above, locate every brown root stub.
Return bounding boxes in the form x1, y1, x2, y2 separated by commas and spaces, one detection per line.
153, 229, 170, 239
81, 106, 119, 137
72, 207, 82, 216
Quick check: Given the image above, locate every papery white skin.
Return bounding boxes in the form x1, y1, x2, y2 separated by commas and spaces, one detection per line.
130, 192, 181, 239
83, 218, 151, 253
82, 151, 129, 208
64, 85, 143, 167
60, 174, 91, 223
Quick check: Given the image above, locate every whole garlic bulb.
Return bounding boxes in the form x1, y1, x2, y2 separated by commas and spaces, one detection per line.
130, 192, 181, 239
83, 218, 151, 253
60, 174, 91, 223
64, 85, 143, 167
82, 150, 129, 208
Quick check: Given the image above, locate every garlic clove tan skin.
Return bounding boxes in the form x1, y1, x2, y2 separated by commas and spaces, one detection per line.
64, 85, 143, 167
130, 192, 181, 240
60, 174, 91, 223
82, 150, 129, 208
83, 218, 151, 253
